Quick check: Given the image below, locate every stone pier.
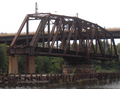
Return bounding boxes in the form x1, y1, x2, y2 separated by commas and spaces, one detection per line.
62, 64, 94, 73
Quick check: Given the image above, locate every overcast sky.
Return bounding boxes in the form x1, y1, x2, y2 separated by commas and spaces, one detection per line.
0, 0, 120, 43
0, 0, 120, 33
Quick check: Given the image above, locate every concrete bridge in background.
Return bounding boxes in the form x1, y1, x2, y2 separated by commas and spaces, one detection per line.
0, 28, 120, 45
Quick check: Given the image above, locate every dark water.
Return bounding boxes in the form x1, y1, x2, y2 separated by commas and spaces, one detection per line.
0, 81, 120, 89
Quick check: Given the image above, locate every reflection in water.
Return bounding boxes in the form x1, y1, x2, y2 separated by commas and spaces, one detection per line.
1, 81, 120, 89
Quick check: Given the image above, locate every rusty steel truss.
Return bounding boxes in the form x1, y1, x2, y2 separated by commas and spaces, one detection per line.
7, 13, 118, 64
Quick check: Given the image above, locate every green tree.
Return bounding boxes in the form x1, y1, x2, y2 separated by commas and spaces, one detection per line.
35, 56, 51, 73
49, 57, 65, 73
18, 55, 26, 73
0, 44, 9, 71
35, 56, 65, 73
116, 43, 120, 55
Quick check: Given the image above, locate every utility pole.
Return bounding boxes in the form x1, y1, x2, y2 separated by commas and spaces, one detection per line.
76, 13, 78, 17
35, 2, 38, 15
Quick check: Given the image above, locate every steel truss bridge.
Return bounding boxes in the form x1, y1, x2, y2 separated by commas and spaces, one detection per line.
7, 13, 118, 64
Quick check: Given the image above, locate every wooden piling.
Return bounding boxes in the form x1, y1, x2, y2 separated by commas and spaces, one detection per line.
0, 72, 119, 86
8, 74, 11, 86
2, 76, 5, 84
50, 74, 52, 83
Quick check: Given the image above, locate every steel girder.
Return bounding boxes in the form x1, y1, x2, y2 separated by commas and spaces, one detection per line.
7, 13, 118, 64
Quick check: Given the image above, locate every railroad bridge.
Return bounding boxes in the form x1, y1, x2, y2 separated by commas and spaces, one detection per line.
7, 13, 118, 74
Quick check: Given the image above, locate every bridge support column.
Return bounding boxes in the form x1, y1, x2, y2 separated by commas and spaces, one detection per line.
9, 55, 18, 74
25, 56, 35, 73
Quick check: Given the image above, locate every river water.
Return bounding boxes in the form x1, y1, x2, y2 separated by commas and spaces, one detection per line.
0, 81, 120, 89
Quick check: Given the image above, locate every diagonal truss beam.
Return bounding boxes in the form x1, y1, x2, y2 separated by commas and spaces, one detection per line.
64, 21, 76, 55
30, 14, 50, 48
49, 19, 62, 53
46, 19, 58, 47
10, 15, 29, 47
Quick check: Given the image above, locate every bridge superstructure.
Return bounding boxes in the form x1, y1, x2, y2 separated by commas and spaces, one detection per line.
6, 13, 118, 74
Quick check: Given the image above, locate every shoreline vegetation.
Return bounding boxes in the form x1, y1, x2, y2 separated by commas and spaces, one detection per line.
0, 42, 120, 74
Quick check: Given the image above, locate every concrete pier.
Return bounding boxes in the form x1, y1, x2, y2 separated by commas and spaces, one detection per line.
25, 56, 35, 73
9, 55, 18, 74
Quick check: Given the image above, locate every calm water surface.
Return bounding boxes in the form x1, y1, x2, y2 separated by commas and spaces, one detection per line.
0, 81, 120, 89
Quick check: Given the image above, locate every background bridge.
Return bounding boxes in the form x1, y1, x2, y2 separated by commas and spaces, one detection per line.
1, 28, 120, 45
7, 13, 118, 74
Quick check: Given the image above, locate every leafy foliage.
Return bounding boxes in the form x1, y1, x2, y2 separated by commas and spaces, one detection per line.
35, 56, 65, 73
0, 44, 9, 72
0, 42, 120, 73
18, 55, 26, 73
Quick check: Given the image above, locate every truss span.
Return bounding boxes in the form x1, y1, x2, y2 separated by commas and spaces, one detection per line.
7, 13, 118, 64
